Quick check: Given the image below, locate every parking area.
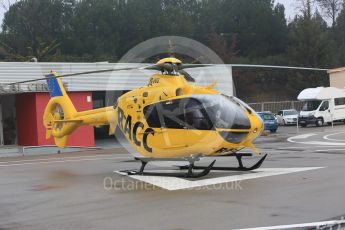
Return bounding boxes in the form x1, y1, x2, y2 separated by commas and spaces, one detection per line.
1, 125, 345, 230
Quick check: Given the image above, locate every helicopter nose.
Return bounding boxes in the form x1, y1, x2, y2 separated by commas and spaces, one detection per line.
252, 113, 264, 135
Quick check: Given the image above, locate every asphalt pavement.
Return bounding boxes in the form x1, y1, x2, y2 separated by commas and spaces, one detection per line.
1, 124, 345, 230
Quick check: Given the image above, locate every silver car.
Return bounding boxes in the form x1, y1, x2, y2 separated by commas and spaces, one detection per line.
276, 109, 298, 125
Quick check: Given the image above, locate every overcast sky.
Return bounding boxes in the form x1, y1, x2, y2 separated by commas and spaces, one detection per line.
276, 0, 299, 21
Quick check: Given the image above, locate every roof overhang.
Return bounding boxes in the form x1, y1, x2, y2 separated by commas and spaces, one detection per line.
327, 67, 345, 74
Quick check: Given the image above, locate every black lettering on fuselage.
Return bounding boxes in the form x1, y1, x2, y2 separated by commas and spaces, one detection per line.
133, 122, 144, 146
143, 128, 154, 153
148, 78, 160, 87
117, 106, 154, 153
124, 115, 132, 140
118, 107, 124, 130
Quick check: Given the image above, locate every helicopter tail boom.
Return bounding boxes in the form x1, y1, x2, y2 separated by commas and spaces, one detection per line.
43, 71, 116, 148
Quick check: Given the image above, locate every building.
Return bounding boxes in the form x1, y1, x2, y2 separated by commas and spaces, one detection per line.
0, 62, 233, 147
328, 67, 345, 89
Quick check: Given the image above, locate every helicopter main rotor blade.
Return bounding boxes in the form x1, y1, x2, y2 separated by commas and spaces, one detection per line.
4, 61, 226, 86
180, 64, 222, 69
145, 63, 222, 71
5, 64, 158, 86
179, 70, 195, 82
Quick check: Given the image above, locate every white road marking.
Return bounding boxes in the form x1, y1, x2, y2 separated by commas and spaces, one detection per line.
288, 133, 317, 140
323, 132, 345, 142
316, 149, 345, 152
234, 219, 345, 230
288, 132, 345, 146
289, 141, 345, 146
0, 153, 129, 164
0, 156, 130, 167
277, 146, 332, 149
276, 146, 306, 149
115, 167, 324, 191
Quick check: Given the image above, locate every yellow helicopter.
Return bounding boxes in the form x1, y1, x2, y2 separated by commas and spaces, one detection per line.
13, 57, 266, 178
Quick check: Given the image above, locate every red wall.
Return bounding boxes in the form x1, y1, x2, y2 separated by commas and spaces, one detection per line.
16, 92, 95, 147
16, 93, 38, 145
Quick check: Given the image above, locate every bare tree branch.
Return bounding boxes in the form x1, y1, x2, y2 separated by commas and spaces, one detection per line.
316, 0, 343, 26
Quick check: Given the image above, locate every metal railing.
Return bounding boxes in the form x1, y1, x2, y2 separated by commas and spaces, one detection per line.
248, 101, 304, 113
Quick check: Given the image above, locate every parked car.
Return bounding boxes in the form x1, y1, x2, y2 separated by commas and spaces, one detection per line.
298, 87, 345, 127
276, 109, 298, 125
257, 111, 278, 133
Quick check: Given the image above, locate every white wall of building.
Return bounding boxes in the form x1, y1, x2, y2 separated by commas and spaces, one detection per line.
0, 62, 234, 95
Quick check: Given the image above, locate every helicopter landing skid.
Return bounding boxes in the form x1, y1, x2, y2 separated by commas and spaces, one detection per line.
121, 153, 267, 178
122, 156, 216, 178
179, 153, 267, 172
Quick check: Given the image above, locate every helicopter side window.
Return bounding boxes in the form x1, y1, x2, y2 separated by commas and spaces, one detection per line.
184, 99, 213, 130
144, 105, 161, 128
196, 95, 251, 130
144, 99, 213, 130
144, 100, 185, 129
160, 101, 185, 129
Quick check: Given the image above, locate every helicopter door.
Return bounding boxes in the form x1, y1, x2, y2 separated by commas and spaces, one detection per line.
159, 100, 187, 149
183, 98, 214, 144
144, 100, 187, 149
184, 99, 213, 131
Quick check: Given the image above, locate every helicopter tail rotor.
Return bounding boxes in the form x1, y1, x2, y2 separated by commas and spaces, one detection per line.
43, 71, 117, 148
43, 72, 81, 147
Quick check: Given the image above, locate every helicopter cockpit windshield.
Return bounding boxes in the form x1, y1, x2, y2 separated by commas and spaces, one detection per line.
144, 94, 251, 131
194, 95, 251, 130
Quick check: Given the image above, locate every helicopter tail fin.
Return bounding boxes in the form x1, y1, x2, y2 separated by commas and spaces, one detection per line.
43, 71, 117, 148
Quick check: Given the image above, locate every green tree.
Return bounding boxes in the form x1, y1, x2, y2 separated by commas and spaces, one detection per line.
288, 3, 336, 67
1, 0, 75, 61
334, 4, 345, 65
287, 0, 335, 91
219, 0, 288, 59
69, 0, 121, 60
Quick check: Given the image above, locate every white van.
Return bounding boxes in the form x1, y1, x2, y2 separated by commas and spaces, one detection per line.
297, 87, 345, 127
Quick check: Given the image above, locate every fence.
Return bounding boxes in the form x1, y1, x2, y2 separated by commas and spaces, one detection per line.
248, 101, 304, 114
